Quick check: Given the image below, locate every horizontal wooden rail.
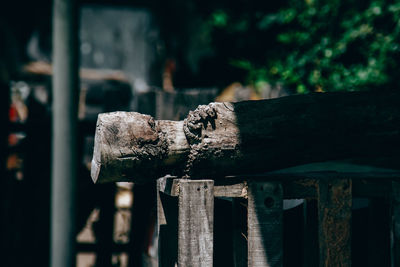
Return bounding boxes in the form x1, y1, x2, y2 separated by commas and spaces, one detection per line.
158, 171, 400, 199
91, 90, 400, 183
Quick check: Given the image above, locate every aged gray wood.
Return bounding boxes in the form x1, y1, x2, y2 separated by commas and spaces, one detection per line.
157, 179, 167, 226
214, 182, 247, 198
91, 112, 188, 183
158, 174, 398, 199
391, 181, 400, 267
248, 182, 283, 267
158, 176, 180, 197
318, 179, 352, 267
91, 90, 400, 183
178, 180, 214, 267
158, 176, 248, 198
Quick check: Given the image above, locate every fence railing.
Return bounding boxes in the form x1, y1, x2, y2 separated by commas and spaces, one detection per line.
156, 171, 400, 267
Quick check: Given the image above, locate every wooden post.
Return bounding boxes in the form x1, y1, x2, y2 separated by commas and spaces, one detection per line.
178, 179, 214, 267
247, 181, 283, 267
317, 179, 352, 267
51, 0, 79, 266
392, 181, 400, 267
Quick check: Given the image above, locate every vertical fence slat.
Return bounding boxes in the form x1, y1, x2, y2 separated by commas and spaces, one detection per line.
318, 179, 352, 267
248, 181, 283, 267
178, 180, 214, 267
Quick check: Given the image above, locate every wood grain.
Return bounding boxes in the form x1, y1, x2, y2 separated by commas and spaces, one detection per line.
92, 90, 400, 183
248, 182, 283, 267
178, 180, 214, 267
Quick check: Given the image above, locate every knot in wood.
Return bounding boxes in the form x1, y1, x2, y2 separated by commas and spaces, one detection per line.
183, 104, 217, 145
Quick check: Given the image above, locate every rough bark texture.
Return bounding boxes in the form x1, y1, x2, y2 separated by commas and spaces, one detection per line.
91, 112, 188, 183
92, 90, 400, 183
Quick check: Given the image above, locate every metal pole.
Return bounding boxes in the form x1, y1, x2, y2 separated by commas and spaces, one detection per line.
51, 0, 79, 266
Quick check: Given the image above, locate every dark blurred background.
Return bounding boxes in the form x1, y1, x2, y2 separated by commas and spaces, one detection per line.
1, 0, 400, 266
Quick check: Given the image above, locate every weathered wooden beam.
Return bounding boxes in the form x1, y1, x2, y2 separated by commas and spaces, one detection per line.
91, 113, 188, 183
92, 90, 400, 183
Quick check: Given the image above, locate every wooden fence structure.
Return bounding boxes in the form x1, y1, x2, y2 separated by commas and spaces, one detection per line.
155, 172, 400, 267
91, 89, 400, 266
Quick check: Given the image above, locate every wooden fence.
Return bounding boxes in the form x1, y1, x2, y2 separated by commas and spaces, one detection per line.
156, 172, 400, 267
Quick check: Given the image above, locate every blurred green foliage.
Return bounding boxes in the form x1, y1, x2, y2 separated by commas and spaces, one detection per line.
204, 0, 400, 93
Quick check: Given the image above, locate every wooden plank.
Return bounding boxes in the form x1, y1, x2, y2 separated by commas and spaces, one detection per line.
157, 179, 167, 225
158, 176, 179, 197
159, 176, 392, 199
158, 177, 247, 198
317, 179, 352, 267
247, 182, 283, 267
391, 181, 400, 267
214, 182, 247, 198
178, 180, 214, 267
219, 173, 399, 203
